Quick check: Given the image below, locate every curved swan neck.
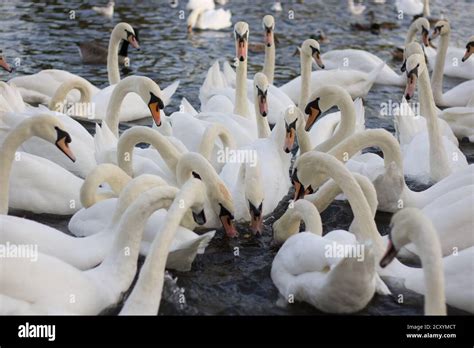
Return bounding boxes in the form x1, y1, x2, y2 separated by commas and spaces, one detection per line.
328, 129, 404, 171
419, 65, 452, 180
405, 21, 420, 47
280, 200, 323, 237
234, 60, 250, 117
80, 164, 131, 208
295, 108, 313, 154
262, 39, 275, 84
120, 179, 205, 315
49, 78, 93, 112
0, 120, 36, 214
431, 30, 449, 105
97, 186, 180, 290
107, 25, 123, 85
199, 124, 236, 161
111, 175, 174, 227
176, 153, 218, 187
315, 94, 356, 153
117, 126, 182, 177
298, 51, 312, 112
300, 153, 385, 257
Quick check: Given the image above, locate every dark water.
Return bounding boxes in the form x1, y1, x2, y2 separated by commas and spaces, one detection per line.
2, 0, 473, 315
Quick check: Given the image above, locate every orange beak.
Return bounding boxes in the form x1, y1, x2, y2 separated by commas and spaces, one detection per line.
462, 47, 473, 62
305, 106, 321, 131
259, 93, 268, 117
404, 74, 418, 101
264, 28, 273, 47
284, 128, 295, 153
56, 136, 76, 162
312, 52, 325, 69
220, 214, 238, 238
0, 58, 13, 73
236, 39, 247, 62
128, 35, 140, 49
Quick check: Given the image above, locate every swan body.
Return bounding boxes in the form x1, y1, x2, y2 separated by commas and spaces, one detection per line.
0, 115, 81, 215
187, 7, 231, 31
395, 0, 423, 16
92, 1, 114, 18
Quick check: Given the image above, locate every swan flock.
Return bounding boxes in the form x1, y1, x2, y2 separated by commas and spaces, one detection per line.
1, 0, 473, 317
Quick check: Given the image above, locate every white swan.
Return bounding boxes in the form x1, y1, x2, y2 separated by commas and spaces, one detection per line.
395, 0, 424, 16
92, 1, 114, 18
380, 208, 473, 315
0, 115, 81, 215
348, 0, 366, 15
1, 170, 214, 272
0, 80, 96, 178
0, 179, 207, 314
321, 18, 430, 87
293, 151, 474, 313
404, 49, 468, 183
8, 23, 139, 104
430, 21, 474, 106
186, 4, 231, 32
280, 39, 383, 105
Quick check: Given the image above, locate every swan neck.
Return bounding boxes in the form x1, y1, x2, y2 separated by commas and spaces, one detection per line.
423, 0, 431, 17
431, 32, 449, 103
263, 42, 275, 85
234, 60, 250, 117
117, 127, 182, 177
296, 109, 313, 154
105, 78, 134, 137
315, 95, 356, 153
0, 123, 33, 214
49, 79, 93, 113
199, 125, 236, 160
107, 29, 122, 85
298, 52, 312, 112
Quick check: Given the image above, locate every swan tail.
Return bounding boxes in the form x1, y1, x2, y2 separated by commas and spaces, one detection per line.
165, 231, 216, 272
180, 97, 198, 116
199, 60, 227, 104
0, 82, 26, 113
162, 80, 180, 107
353, 98, 366, 132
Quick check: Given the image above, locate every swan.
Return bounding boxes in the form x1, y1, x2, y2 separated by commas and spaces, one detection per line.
427, 25, 474, 81
326, 128, 474, 211
395, 0, 424, 16
404, 49, 468, 182
211, 17, 296, 125
0, 179, 207, 314
321, 18, 431, 87
186, 4, 231, 32
279, 39, 383, 105
0, 115, 82, 215
348, 0, 366, 15
380, 208, 474, 315
438, 94, 474, 142
271, 2, 282, 12
430, 21, 474, 106
0, 80, 96, 178
391, 17, 430, 62
271, 203, 377, 313
8, 23, 139, 104
1, 171, 214, 272
463, 36, 474, 62
292, 151, 474, 313
119, 179, 212, 314
0, 51, 13, 73
92, 1, 114, 18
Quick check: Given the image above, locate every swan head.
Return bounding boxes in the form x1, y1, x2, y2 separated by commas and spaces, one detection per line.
113, 23, 140, 50
30, 115, 76, 162
0, 52, 13, 73
234, 22, 249, 62
129, 76, 165, 127
430, 20, 449, 41
253, 72, 269, 117
262, 15, 275, 47
372, 162, 405, 212
303, 85, 348, 132
244, 164, 264, 235
283, 106, 298, 153
412, 17, 430, 47
462, 35, 474, 62
300, 39, 325, 69
401, 41, 425, 72
404, 53, 426, 101
290, 167, 314, 201
380, 208, 426, 267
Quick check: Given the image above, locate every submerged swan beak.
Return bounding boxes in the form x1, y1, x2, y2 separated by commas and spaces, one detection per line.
249, 201, 263, 235
192, 209, 206, 225
379, 240, 399, 268
55, 127, 76, 162
304, 97, 321, 132
219, 204, 238, 238
148, 93, 164, 127
0, 57, 13, 73
404, 66, 419, 101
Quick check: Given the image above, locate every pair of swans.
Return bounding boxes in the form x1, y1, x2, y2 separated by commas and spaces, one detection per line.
0, 115, 82, 215
1, 163, 214, 273
322, 18, 430, 87
0, 178, 207, 315
291, 151, 474, 313
8, 22, 139, 105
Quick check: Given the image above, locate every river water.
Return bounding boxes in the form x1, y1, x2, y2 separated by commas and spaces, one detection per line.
1, 0, 473, 315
